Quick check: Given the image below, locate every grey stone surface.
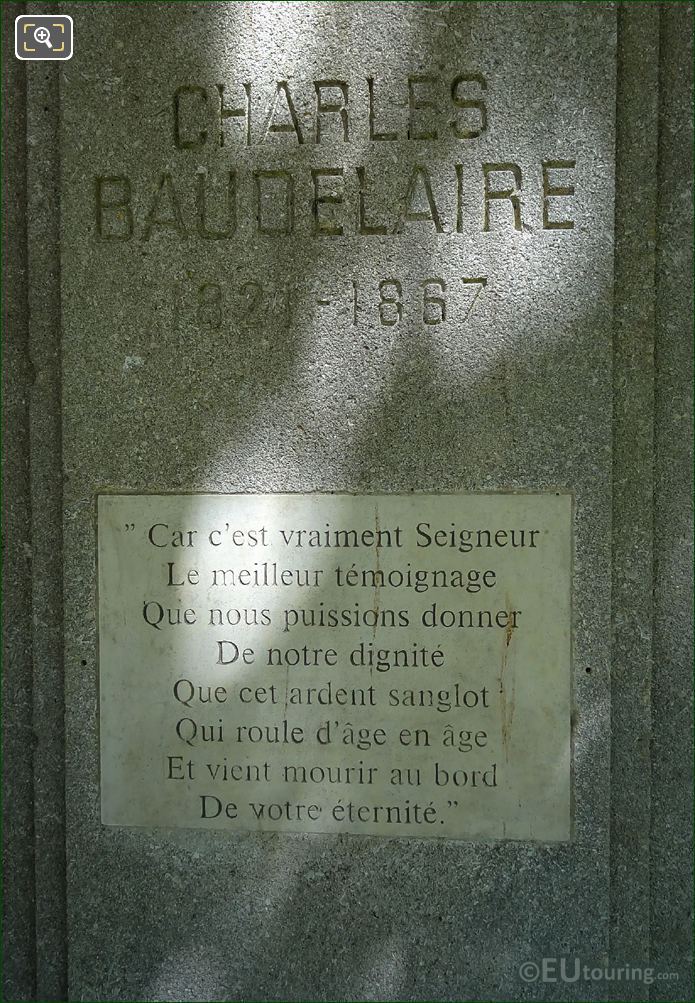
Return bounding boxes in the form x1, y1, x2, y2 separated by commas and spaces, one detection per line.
3, 3, 69, 999
25, 26, 68, 1001
2, 4, 37, 1000
651, 2, 694, 994
609, 1, 660, 984
2, 2, 692, 1002
60, 3, 616, 1000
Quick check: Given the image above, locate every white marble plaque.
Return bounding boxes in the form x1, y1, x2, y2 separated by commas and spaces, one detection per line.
98, 493, 572, 840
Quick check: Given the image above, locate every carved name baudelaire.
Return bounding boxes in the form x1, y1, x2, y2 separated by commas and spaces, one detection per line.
93, 76, 577, 240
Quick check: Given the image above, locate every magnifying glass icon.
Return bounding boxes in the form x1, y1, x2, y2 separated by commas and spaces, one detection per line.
33, 26, 52, 48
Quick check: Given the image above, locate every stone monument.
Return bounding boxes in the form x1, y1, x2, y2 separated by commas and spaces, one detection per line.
3, 2, 692, 1001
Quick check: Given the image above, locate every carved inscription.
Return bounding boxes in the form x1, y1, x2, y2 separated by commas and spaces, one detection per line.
98, 493, 572, 841
173, 76, 488, 148
95, 160, 576, 241
93, 74, 577, 241
169, 275, 488, 332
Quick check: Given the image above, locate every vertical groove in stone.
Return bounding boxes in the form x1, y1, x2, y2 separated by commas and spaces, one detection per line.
25, 2, 68, 998
610, 2, 660, 988
650, 3, 694, 997
2, 2, 37, 1000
